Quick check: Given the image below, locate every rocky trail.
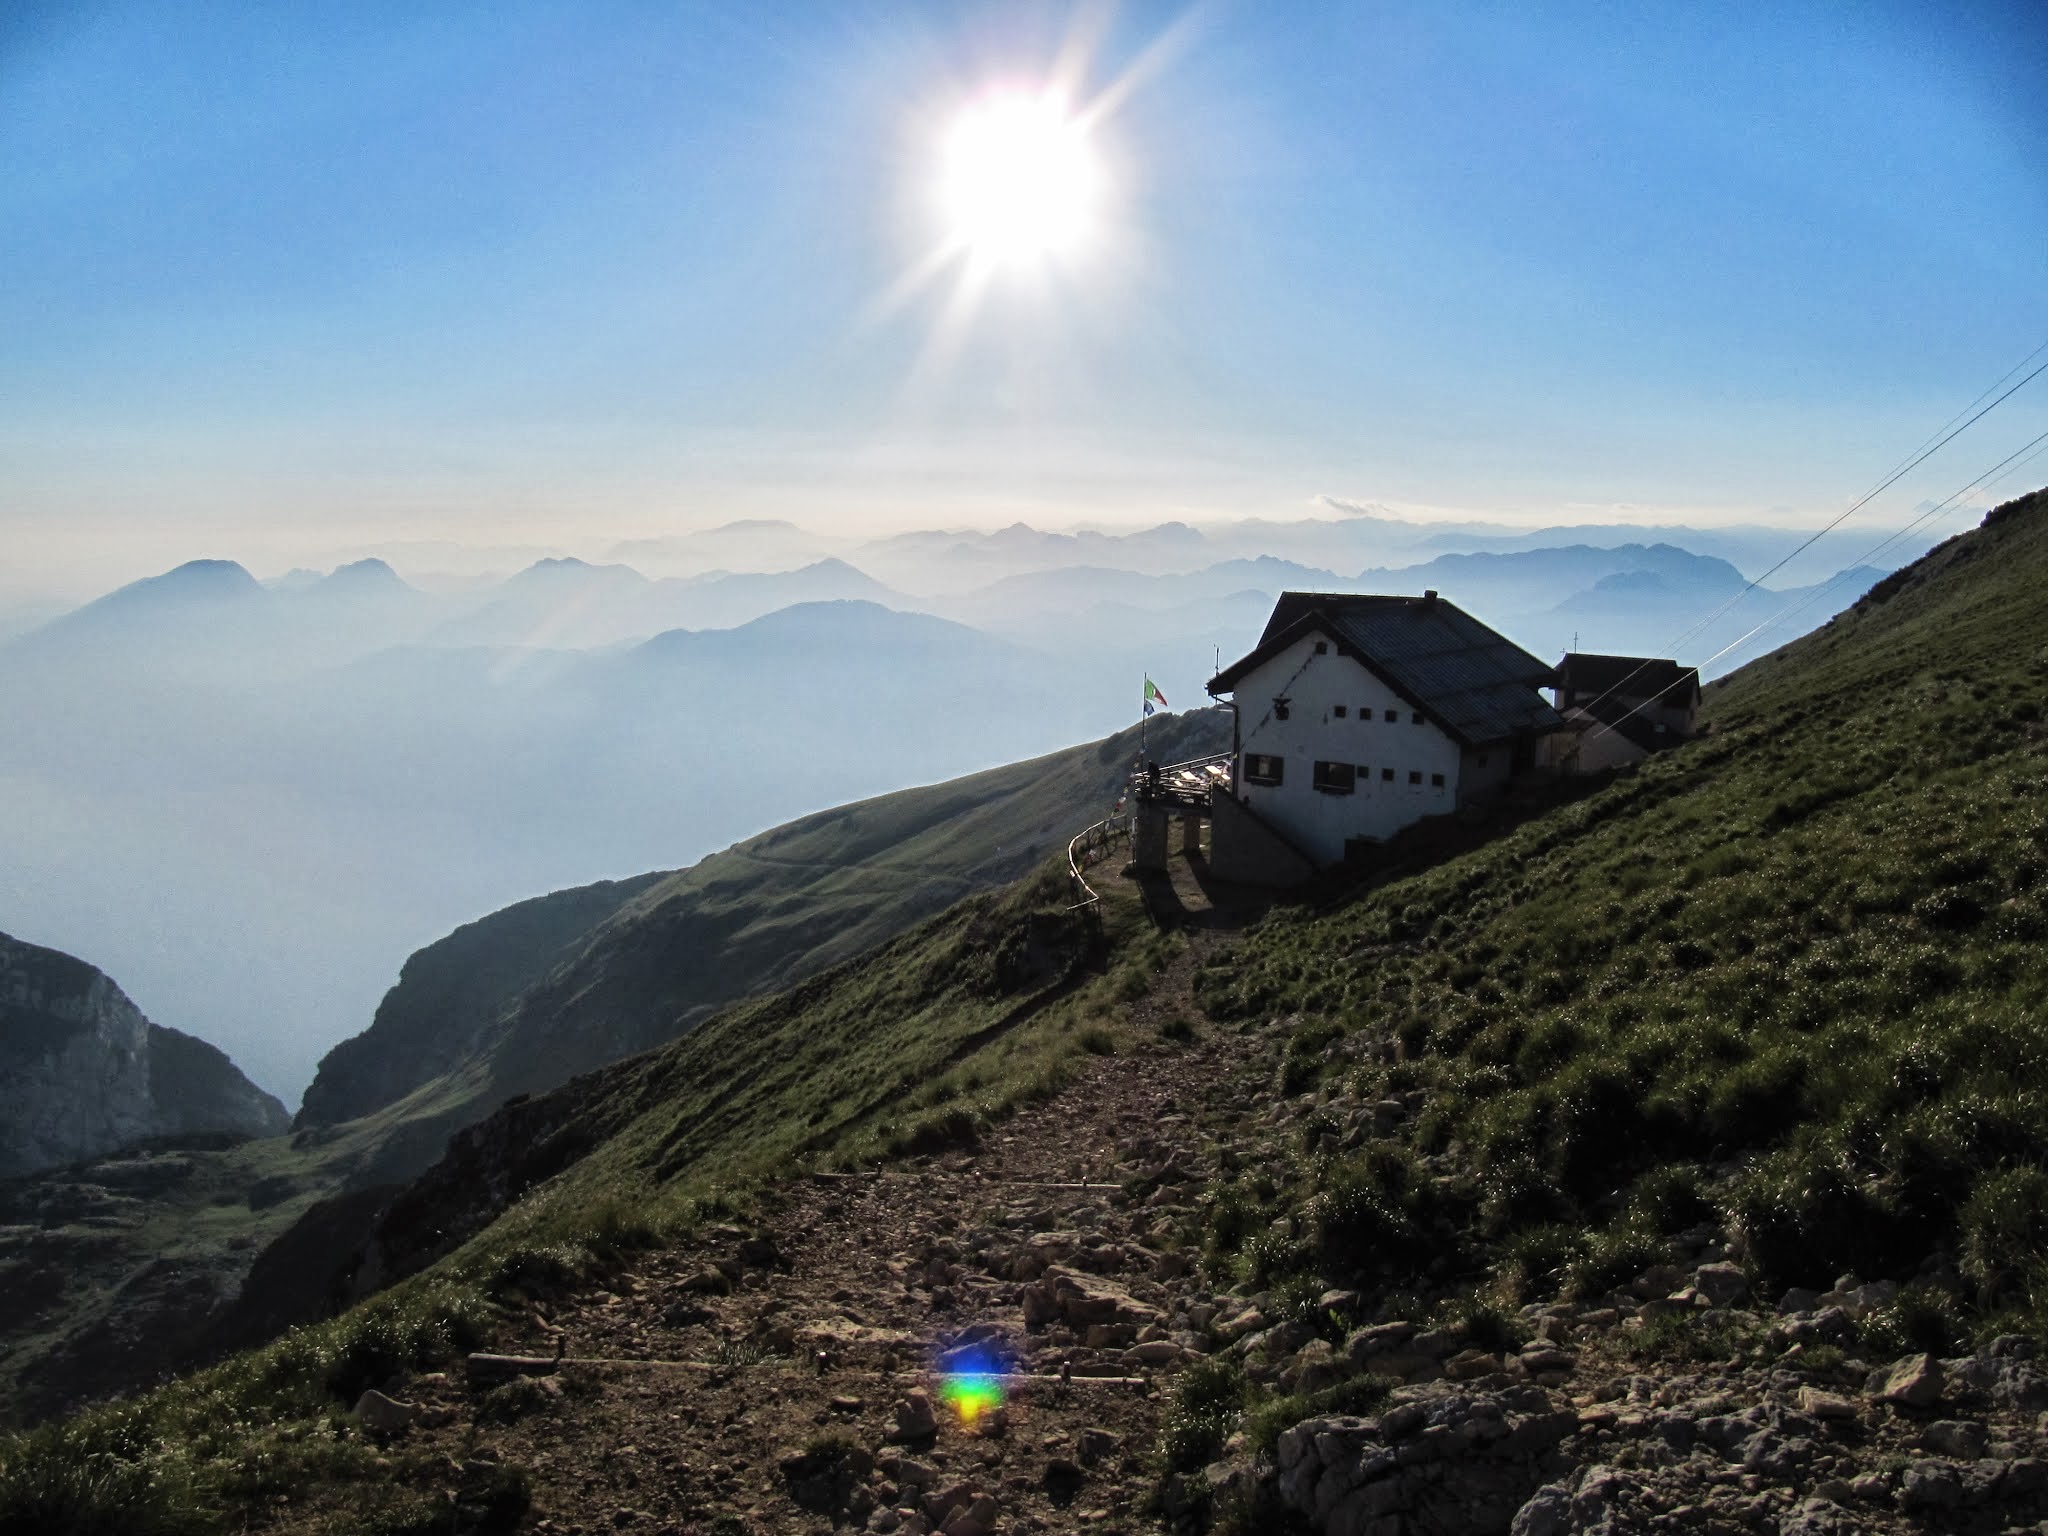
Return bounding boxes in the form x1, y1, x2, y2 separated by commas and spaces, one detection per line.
312, 862, 2048, 1536
327, 898, 1259, 1536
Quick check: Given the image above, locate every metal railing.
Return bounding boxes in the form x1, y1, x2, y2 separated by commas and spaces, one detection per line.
1067, 811, 1132, 910
1130, 750, 1234, 807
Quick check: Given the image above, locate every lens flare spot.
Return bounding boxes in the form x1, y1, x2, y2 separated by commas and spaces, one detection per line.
938, 1346, 1007, 1426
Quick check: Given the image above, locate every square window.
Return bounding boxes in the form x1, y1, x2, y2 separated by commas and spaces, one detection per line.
1245, 753, 1284, 786
1355, 763, 1371, 778
1332, 705, 1347, 719
1384, 708, 1397, 722
1411, 711, 1424, 725
1312, 760, 1356, 795
1381, 767, 1394, 782
1431, 773, 1445, 788
1273, 697, 1290, 721
1477, 753, 1489, 767
1408, 770, 1422, 784
1314, 640, 1329, 655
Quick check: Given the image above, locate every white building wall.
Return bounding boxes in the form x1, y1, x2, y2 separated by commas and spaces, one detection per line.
1231, 635, 1462, 865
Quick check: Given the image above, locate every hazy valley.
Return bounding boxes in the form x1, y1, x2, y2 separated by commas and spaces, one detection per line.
0, 509, 1909, 1105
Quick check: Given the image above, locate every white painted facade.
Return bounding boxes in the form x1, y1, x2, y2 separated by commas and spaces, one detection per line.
1230, 634, 1465, 863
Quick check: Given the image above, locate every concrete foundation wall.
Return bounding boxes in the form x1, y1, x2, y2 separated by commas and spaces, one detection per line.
1209, 792, 1318, 887
1130, 805, 1171, 872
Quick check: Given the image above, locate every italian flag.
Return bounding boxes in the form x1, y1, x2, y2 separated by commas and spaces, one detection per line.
1143, 677, 1168, 716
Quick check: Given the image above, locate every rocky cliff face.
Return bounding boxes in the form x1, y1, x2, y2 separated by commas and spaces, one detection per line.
0, 931, 287, 1178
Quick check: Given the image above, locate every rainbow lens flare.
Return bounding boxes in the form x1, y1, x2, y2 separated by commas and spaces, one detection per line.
938, 1346, 1006, 1426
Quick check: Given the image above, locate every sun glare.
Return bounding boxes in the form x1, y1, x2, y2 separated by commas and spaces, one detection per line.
941, 91, 1100, 266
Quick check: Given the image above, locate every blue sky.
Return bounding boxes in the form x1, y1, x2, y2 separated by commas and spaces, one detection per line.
4, 1, 2046, 590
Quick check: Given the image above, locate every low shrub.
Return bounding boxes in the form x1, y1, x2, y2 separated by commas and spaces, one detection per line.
1857, 1284, 1969, 1359
1432, 1293, 1526, 1355
1561, 1226, 1666, 1303
1158, 1359, 1246, 1473
1245, 1377, 1396, 1458
1961, 1165, 2048, 1301
1619, 1308, 1761, 1366
1495, 1224, 1587, 1303
1206, 1185, 1265, 1255
1308, 1148, 1424, 1274
1243, 1228, 1311, 1286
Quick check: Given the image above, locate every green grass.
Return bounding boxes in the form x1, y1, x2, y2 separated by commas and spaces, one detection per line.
1190, 487, 2048, 1334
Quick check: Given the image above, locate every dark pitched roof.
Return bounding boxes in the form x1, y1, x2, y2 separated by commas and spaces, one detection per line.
1556, 653, 1700, 709
1208, 592, 1563, 749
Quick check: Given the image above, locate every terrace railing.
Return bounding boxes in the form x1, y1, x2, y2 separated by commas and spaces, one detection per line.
1129, 750, 1234, 809
1066, 812, 1131, 911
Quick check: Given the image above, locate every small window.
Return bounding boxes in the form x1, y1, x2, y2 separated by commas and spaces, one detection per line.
1431, 773, 1445, 788
1273, 697, 1290, 721
1383, 708, 1397, 722
1245, 754, 1284, 787
1358, 704, 1370, 718
1332, 705, 1347, 719
1355, 763, 1371, 779
1411, 711, 1424, 725
1313, 640, 1329, 655
1313, 761, 1356, 795
1477, 753, 1489, 767
1381, 767, 1394, 782
1408, 770, 1422, 785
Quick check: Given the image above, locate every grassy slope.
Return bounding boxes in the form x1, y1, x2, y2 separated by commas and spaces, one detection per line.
296, 874, 669, 1130
10, 489, 2045, 1529
319, 708, 1227, 1185
1194, 487, 2048, 1326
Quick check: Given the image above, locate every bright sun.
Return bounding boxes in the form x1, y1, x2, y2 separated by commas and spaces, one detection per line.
940, 91, 1100, 266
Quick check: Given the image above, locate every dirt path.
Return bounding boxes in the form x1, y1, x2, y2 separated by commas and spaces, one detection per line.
364, 868, 1276, 1536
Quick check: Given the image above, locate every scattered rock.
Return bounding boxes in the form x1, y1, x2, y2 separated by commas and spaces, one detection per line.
353, 1389, 418, 1435
1921, 1419, 1989, 1459
1690, 1261, 1747, 1306
1897, 1459, 1964, 1511
1876, 1352, 1944, 1409
1798, 1387, 1857, 1421
890, 1390, 939, 1444
1076, 1427, 1121, 1466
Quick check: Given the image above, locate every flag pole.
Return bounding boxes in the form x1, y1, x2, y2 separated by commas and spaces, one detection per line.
1139, 672, 1147, 760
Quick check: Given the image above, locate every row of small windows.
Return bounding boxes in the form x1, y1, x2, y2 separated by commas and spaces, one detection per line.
1245, 755, 1444, 793
1273, 697, 1425, 726
1312, 761, 1444, 793
1331, 705, 1425, 725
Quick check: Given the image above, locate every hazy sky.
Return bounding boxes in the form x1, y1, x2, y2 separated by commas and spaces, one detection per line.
5, 1, 2047, 594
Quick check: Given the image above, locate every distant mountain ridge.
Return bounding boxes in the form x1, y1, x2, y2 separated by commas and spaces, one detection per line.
0, 931, 287, 1179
